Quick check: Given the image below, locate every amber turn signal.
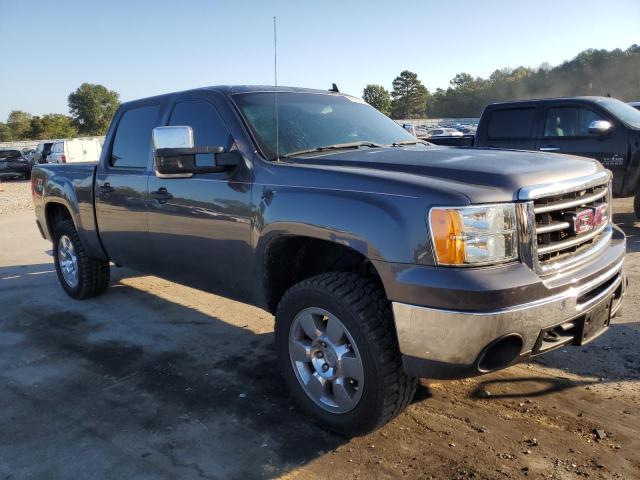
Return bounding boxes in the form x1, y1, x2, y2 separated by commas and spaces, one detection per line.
430, 209, 465, 265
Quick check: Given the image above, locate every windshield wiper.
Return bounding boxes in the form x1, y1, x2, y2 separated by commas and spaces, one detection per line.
284, 141, 384, 158
388, 140, 428, 147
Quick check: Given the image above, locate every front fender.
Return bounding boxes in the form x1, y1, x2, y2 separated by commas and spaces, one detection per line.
255, 186, 432, 264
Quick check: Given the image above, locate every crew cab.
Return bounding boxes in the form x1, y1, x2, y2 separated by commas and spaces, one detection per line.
32, 86, 627, 435
427, 97, 640, 200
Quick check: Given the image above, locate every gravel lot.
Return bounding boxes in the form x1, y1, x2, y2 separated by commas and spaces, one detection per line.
0, 180, 638, 479
0, 179, 33, 215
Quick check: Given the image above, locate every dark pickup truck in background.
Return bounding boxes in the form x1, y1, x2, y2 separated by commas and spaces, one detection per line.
428, 97, 640, 207
32, 86, 627, 435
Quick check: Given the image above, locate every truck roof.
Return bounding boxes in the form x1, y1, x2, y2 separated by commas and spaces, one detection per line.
118, 85, 349, 109
486, 96, 616, 108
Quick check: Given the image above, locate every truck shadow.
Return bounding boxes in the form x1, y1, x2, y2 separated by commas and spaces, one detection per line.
0, 263, 345, 479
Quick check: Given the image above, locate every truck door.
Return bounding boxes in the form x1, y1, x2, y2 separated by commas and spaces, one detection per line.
146, 97, 254, 303
95, 103, 160, 270
536, 105, 628, 193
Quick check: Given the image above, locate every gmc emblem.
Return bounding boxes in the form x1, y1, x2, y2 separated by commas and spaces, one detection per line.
568, 203, 608, 235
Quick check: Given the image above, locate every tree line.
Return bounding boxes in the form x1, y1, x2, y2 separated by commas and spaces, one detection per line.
4, 45, 639, 140
363, 44, 640, 119
0, 83, 120, 141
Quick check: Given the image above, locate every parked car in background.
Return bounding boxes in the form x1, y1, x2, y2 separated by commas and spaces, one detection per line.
423, 127, 464, 138
0, 149, 32, 179
401, 123, 416, 136
456, 125, 477, 135
47, 138, 102, 164
33, 142, 54, 164
630, 101, 640, 111
22, 148, 36, 161
32, 85, 626, 435
428, 97, 640, 197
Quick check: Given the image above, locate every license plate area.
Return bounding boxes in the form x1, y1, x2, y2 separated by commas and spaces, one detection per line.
577, 298, 612, 345
532, 298, 613, 355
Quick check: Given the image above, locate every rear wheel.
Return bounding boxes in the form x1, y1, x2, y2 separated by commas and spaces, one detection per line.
275, 272, 417, 436
53, 220, 110, 299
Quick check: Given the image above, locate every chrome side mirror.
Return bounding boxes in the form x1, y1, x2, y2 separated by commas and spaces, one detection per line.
588, 120, 613, 136
152, 126, 196, 178
153, 125, 194, 150
152, 126, 239, 178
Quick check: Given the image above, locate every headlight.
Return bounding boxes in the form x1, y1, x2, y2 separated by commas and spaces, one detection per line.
429, 204, 518, 266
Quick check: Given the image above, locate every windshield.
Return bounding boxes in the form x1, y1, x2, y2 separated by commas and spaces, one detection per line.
233, 92, 416, 160
596, 97, 640, 129
0, 150, 21, 160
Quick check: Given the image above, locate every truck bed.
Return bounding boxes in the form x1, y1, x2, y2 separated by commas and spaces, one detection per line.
31, 162, 106, 260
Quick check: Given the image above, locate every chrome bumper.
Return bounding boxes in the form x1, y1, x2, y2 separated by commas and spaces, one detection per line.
392, 259, 626, 377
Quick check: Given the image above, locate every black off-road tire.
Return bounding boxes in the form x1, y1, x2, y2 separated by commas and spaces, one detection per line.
634, 189, 640, 220
53, 219, 110, 299
275, 272, 417, 436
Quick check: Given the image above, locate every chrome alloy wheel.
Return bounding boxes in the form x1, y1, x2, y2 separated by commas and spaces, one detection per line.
58, 235, 79, 288
289, 307, 365, 413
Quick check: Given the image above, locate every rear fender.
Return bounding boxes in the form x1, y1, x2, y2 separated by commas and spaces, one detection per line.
41, 173, 107, 260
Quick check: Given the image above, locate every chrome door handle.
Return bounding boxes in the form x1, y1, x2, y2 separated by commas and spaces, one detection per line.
539, 147, 560, 152
150, 187, 173, 204
98, 183, 115, 197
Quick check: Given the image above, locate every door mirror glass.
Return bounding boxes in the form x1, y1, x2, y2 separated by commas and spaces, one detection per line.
588, 120, 613, 136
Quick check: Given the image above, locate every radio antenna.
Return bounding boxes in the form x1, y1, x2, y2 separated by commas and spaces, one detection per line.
273, 16, 280, 161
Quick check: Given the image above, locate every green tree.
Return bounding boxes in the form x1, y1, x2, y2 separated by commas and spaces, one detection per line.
6, 110, 33, 139
390, 71, 429, 119
362, 84, 391, 116
30, 114, 77, 139
0, 122, 11, 141
424, 44, 640, 118
68, 83, 120, 135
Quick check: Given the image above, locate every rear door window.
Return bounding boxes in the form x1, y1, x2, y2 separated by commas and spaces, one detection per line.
110, 105, 160, 168
487, 108, 535, 139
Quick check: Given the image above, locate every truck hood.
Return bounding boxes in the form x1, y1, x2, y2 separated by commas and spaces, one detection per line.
286, 146, 603, 203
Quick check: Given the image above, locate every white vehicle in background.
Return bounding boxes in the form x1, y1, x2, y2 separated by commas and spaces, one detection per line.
47, 138, 102, 164
423, 127, 464, 138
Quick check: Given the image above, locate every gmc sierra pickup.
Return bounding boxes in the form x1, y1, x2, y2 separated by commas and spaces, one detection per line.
428, 97, 640, 206
32, 86, 627, 435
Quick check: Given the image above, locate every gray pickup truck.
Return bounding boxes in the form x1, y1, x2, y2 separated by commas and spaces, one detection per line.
32, 86, 627, 435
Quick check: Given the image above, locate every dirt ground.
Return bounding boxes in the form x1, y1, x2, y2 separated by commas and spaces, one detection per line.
0, 180, 638, 479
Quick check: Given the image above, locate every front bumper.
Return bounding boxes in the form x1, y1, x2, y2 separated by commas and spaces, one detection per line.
376, 225, 627, 379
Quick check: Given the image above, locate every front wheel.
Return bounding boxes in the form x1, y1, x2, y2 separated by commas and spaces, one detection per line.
53, 219, 110, 299
275, 272, 417, 436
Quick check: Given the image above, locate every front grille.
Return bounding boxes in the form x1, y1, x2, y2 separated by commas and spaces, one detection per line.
533, 181, 610, 267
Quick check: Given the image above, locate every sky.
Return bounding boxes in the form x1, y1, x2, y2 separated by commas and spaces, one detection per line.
1, 0, 639, 121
